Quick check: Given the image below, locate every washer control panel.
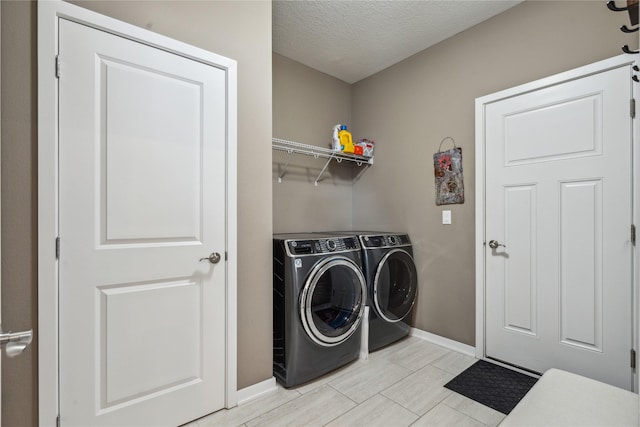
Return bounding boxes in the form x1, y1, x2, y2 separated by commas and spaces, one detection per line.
286, 236, 360, 256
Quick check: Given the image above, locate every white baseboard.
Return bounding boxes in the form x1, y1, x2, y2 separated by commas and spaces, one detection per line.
236, 377, 277, 406
410, 328, 475, 357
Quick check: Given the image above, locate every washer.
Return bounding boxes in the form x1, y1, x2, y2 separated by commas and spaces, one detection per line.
358, 233, 418, 351
273, 233, 367, 387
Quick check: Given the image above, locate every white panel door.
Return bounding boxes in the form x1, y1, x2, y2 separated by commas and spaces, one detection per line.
485, 65, 633, 389
58, 19, 227, 426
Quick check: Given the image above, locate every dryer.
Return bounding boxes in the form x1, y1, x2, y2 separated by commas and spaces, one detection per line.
273, 233, 367, 387
358, 233, 418, 351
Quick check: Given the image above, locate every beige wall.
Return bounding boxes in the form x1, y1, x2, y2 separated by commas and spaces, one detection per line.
350, 0, 636, 345
1, 2, 38, 426
2, 1, 272, 425
272, 53, 355, 232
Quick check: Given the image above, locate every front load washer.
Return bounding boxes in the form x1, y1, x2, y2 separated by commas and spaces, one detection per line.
273, 233, 367, 387
358, 233, 418, 351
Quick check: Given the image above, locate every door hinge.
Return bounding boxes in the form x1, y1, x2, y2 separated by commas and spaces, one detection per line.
56, 414, 60, 427
631, 98, 636, 118
55, 237, 60, 259
55, 55, 60, 79
225, 251, 228, 261
631, 225, 636, 246
631, 349, 636, 370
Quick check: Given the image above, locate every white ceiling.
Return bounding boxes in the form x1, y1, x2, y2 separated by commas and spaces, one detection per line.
273, 0, 524, 84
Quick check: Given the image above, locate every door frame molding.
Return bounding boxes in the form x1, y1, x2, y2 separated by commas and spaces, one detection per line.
37, 1, 238, 424
475, 54, 638, 389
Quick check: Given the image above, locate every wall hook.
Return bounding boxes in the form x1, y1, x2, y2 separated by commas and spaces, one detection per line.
607, 1, 629, 12
633, 75, 639, 82
621, 24, 639, 32
608, 0, 639, 25
623, 45, 639, 54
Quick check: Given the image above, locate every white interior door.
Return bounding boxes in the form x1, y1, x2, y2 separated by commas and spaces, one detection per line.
484, 64, 633, 389
58, 18, 227, 426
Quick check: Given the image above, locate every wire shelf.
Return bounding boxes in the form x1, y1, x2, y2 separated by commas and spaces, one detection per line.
272, 138, 374, 186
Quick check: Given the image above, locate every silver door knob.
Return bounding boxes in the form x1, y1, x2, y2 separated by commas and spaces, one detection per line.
488, 240, 506, 249
200, 252, 221, 264
0, 329, 33, 358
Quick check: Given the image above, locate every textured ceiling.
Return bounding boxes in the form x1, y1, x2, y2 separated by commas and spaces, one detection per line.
273, 1, 524, 83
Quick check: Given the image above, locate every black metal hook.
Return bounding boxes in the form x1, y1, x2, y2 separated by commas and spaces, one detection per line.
623, 45, 640, 54
608, 0, 629, 11
621, 24, 639, 32
633, 75, 639, 82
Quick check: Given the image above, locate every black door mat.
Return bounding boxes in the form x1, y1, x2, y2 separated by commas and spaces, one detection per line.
444, 360, 538, 415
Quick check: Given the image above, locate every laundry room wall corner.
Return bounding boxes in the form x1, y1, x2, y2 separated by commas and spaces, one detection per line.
272, 53, 355, 233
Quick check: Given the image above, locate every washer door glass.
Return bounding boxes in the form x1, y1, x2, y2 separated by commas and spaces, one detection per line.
373, 249, 418, 322
300, 257, 366, 347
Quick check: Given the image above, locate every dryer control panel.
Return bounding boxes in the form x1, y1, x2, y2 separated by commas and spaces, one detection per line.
360, 234, 411, 249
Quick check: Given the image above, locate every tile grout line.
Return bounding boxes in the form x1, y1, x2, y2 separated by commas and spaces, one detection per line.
318, 385, 359, 427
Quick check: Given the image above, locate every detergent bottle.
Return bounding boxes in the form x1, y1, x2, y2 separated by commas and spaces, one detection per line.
331, 124, 342, 152
339, 125, 355, 154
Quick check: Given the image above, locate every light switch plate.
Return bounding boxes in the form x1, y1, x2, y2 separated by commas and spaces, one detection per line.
442, 210, 452, 225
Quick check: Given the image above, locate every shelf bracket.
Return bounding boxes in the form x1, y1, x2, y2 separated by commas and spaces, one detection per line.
314, 153, 335, 186
277, 150, 294, 183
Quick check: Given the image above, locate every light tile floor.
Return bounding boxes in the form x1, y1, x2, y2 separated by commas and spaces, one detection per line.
189, 337, 506, 427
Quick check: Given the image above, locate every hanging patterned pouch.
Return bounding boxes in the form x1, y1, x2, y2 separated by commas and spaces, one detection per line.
433, 137, 464, 205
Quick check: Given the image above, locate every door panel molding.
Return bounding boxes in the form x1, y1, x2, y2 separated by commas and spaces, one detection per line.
559, 179, 603, 351
503, 184, 537, 335
475, 54, 638, 390
38, 2, 237, 425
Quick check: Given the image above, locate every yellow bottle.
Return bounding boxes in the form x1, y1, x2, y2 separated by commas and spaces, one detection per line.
339, 125, 354, 154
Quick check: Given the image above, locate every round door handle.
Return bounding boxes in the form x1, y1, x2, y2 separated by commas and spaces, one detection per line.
200, 252, 222, 264
488, 240, 506, 249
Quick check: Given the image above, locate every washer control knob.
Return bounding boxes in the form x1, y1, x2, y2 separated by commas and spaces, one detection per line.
326, 240, 336, 251
388, 235, 397, 245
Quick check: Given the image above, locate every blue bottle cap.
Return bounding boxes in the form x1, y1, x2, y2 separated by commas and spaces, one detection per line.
340, 125, 347, 130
